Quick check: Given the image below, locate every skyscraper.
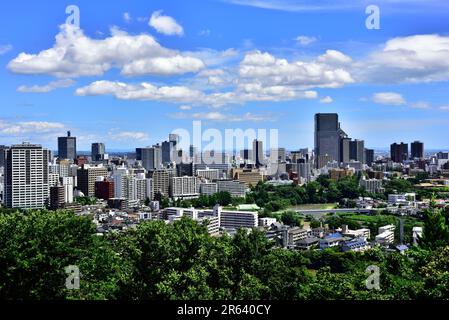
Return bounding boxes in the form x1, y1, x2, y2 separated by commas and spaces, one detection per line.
4, 142, 49, 209
137, 145, 162, 171
252, 139, 264, 167
411, 141, 424, 159
340, 138, 351, 163
58, 131, 77, 161
314, 113, 347, 168
390, 142, 409, 163
161, 140, 174, 164
91, 142, 106, 161
349, 139, 365, 163
365, 148, 374, 166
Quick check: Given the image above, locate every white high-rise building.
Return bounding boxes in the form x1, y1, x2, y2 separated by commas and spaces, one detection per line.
61, 176, 74, 203
4, 143, 50, 209
170, 176, 199, 198
135, 173, 148, 202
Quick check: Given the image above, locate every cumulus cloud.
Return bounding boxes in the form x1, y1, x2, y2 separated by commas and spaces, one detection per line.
75, 79, 318, 107
7, 24, 203, 77
17, 79, 75, 93
372, 92, 407, 105
319, 96, 333, 103
357, 34, 449, 83
149, 10, 184, 36
295, 35, 317, 46
0, 120, 65, 135
239, 50, 354, 89
75, 81, 204, 103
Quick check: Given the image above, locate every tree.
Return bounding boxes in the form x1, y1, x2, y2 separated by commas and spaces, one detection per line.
280, 211, 302, 227
419, 198, 449, 250
0, 210, 120, 300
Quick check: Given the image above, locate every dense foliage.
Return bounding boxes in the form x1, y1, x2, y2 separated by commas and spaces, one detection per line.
1, 207, 449, 300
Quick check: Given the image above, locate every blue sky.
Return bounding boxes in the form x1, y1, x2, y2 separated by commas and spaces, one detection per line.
1, 0, 449, 151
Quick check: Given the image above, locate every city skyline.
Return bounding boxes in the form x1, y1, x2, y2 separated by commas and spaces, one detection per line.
2, 1, 449, 151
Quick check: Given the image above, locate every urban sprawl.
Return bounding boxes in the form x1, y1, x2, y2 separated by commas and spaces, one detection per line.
2, 113, 449, 254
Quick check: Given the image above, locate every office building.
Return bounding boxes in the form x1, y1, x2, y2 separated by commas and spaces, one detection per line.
365, 148, 374, 166
411, 141, 424, 159
95, 179, 114, 200
91, 143, 106, 162
153, 169, 171, 197
4, 143, 49, 209
231, 168, 264, 187
350, 139, 365, 163
270, 148, 286, 162
136, 145, 162, 171
196, 168, 220, 181
314, 113, 347, 168
390, 142, 408, 163
199, 182, 218, 195
170, 176, 199, 198
252, 139, 264, 167
50, 185, 65, 210
214, 205, 258, 230
340, 137, 351, 163
61, 176, 74, 204
77, 165, 108, 197
217, 179, 246, 197
58, 131, 77, 160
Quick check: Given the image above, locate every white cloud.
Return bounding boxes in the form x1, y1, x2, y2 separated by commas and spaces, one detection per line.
372, 92, 407, 105
122, 55, 204, 76
7, 24, 203, 77
75, 80, 318, 107
239, 50, 354, 89
149, 10, 184, 36
75, 81, 204, 103
0, 120, 65, 135
295, 36, 317, 46
171, 111, 275, 122
409, 101, 431, 109
17, 79, 75, 93
319, 96, 333, 103
179, 105, 192, 110
123, 12, 132, 23
110, 131, 149, 141
439, 105, 449, 111
0, 44, 12, 55
358, 34, 449, 83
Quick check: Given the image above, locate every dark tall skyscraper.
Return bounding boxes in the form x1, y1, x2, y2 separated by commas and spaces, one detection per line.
91, 142, 105, 161
365, 148, 374, 166
349, 139, 365, 163
390, 142, 408, 163
411, 141, 424, 159
314, 113, 347, 168
340, 138, 351, 163
162, 140, 174, 164
252, 139, 263, 167
137, 145, 162, 171
58, 131, 76, 160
